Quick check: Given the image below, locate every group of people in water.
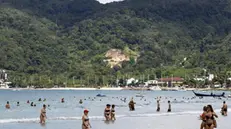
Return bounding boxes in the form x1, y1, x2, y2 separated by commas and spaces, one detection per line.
3, 95, 229, 129
200, 101, 228, 129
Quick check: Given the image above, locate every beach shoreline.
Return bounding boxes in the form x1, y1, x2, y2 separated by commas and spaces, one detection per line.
0, 87, 231, 91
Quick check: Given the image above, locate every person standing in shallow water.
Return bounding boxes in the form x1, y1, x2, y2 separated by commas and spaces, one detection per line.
129, 98, 136, 111
111, 104, 116, 120
167, 101, 171, 112
82, 110, 91, 129
104, 104, 111, 121
156, 100, 160, 112
221, 101, 228, 116
40, 104, 47, 124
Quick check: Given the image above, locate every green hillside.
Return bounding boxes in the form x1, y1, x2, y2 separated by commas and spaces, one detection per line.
0, 0, 231, 87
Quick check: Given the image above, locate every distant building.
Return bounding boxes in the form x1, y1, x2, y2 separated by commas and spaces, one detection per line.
158, 77, 184, 87
0, 70, 10, 88
208, 74, 214, 81
126, 78, 138, 85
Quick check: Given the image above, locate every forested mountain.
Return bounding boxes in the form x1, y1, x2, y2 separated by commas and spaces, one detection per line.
0, 0, 231, 87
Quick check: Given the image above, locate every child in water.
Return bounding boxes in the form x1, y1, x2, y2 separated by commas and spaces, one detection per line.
111, 104, 116, 120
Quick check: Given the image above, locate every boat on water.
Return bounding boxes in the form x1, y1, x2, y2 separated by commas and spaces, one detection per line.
192, 91, 225, 97
96, 94, 106, 97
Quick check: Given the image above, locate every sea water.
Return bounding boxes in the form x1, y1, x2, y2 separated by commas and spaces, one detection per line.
0, 90, 230, 129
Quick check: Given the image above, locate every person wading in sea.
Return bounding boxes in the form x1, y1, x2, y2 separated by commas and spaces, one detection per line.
5, 101, 10, 109
40, 104, 47, 124
111, 104, 116, 121
221, 101, 228, 116
129, 98, 136, 111
157, 100, 160, 112
104, 104, 111, 121
205, 105, 218, 129
167, 101, 171, 112
82, 109, 91, 129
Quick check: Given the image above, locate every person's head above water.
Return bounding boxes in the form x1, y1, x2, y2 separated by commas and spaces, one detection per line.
168, 100, 170, 103
106, 104, 111, 107
7, 101, 9, 104
223, 101, 226, 104
43, 104, 46, 109
112, 104, 115, 108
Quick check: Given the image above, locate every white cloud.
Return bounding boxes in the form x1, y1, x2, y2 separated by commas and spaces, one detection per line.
96, 0, 124, 4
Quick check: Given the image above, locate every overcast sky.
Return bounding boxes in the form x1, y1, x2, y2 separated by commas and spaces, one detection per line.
96, 0, 124, 4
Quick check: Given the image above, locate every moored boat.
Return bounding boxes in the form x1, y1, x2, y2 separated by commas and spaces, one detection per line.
192, 91, 225, 97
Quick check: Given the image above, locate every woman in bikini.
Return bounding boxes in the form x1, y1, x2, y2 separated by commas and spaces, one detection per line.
104, 104, 111, 121
205, 105, 218, 129
82, 110, 91, 129
40, 104, 47, 124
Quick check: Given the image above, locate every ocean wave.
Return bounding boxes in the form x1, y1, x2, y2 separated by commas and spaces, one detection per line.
0, 108, 228, 124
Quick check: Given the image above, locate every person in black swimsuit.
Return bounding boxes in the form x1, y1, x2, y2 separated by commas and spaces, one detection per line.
221, 101, 228, 116
167, 101, 171, 112
82, 109, 91, 129
104, 104, 111, 121
157, 100, 160, 112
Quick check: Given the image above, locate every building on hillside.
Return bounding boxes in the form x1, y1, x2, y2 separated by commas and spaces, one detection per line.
158, 77, 184, 87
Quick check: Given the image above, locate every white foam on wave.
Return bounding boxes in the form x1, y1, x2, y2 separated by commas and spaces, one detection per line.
0, 108, 229, 124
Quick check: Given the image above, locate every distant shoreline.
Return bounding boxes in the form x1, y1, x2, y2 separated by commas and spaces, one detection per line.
0, 87, 231, 91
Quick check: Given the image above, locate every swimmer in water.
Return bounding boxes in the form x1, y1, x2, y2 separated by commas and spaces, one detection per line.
17, 101, 20, 106
38, 98, 42, 101
79, 99, 83, 104
200, 106, 207, 129
82, 109, 91, 129
61, 98, 65, 103
43, 99, 46, 102
156, 100, 160, 112
111, 104, 116, 121
40, 104, 47, 124
31, 102, 34, 107
27, 100, 30, 104
5, 101, 10, 109
221, 101, 228, 116
167, 101, 171, 112
104, 104, 111, 121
